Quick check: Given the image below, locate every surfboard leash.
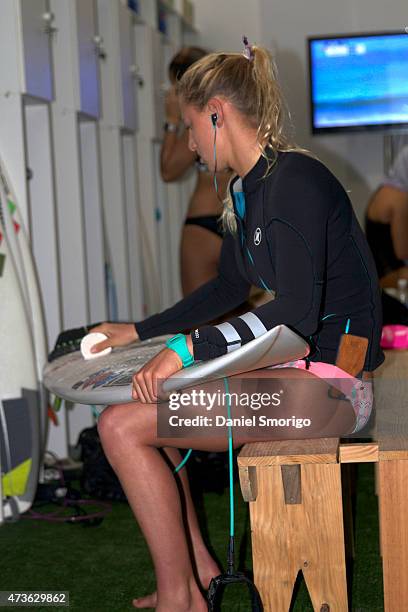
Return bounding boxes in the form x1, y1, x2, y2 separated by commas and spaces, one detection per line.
207, 376, 263, 611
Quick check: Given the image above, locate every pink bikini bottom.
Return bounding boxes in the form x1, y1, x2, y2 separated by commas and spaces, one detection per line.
270, 360, 373, 434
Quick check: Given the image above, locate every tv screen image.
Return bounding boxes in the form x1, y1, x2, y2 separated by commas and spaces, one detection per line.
308, 31, 408, 134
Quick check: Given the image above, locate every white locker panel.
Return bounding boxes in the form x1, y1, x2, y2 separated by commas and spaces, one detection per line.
152, 143, 173, 309
166, 11, 183, 47
76, 0, 100, 118
133, 23, 158, 139
166, 180, 187, 304
79, 121, 107, 323
25, 104, 61, 350
99, 126, 131, 319
0, 0, 53, 100
50, 0, 100, 118
134, 133, 161, 313
152, 31, 166, 138
51, 109, 90, 329
98, 0, 136, 130
137, 0, 158, 29
122, 134, 144, 320
163, 39, 178, 76
19, 0, 54, 101
118, 2, 137, 131
0, 96, 31, 230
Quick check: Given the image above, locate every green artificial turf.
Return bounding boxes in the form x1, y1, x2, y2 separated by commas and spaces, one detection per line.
0, 463, 383, 612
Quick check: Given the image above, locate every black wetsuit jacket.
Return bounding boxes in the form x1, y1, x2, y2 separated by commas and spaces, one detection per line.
136, 151, 384, 371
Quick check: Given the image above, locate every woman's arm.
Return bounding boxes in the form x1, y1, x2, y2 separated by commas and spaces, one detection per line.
369, 185, 408, 260
135, 232, 251, 340
160, 86, 197, 182
192, 217, 326, 360
160, 128, 197, 182
191, 161, 329, 361
388, 188, 408, 260
90, 234, 251, 356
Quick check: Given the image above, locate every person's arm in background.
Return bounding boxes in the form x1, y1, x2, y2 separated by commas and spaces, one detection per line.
372, 146, 408, 260
369, 186, 408, 260
160, 85, 196, 182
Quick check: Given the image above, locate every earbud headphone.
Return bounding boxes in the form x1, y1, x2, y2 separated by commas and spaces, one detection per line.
211, 112, 220, 201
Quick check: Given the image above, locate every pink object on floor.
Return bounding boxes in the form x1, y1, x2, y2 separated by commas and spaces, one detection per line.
380, 325, 408, 350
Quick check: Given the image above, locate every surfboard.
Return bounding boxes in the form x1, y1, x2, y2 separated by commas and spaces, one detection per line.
43, 325, 310, 405
0, 225, 41, 523
0, 157, 49, 457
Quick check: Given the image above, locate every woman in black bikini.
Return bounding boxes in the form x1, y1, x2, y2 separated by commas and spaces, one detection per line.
161, 47, 231, 296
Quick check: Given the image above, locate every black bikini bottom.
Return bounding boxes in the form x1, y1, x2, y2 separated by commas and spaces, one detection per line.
184, 215, 223, 239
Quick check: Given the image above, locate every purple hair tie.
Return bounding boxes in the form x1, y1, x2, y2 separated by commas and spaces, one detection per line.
242, 35, 254, 61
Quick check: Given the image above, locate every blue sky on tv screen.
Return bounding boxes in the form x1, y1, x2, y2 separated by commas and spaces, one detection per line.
310, 34, 408, 127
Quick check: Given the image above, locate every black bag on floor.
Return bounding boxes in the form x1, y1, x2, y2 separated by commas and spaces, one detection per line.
78, 426, 127, 502
186, 451, 231, 496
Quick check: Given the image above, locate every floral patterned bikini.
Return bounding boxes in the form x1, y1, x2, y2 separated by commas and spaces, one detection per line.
270, 359, 373, 434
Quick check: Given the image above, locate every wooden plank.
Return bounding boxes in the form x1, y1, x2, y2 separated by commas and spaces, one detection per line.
373, 350, 408, 445
379, 448, 408, 461
249, 462, 348, 610
281, 465, 301, 504
378, 436, 408, 461
342, 464, 356, 561
375, 349, 408, 379
238, 465, 257, 502
238, 438, 339, 467
301, 463, 348, 611
378, 459, 408, 611
339, 443, 379, 464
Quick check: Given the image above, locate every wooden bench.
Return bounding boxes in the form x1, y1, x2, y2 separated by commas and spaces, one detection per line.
237, 351, 408, 611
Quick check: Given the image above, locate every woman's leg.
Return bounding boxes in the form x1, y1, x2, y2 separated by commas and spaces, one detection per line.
98, 368, 356, 610
180, 225, 222, 296
98, 402, 231, 612
132, 446, 220, 609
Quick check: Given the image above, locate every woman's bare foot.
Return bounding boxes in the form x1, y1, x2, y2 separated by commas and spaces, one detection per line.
132, 558, 220, 608
155, 578, 208, 612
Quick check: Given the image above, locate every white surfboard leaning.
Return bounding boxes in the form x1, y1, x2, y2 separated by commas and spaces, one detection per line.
0, 157, 48, 456
43, 326, 310, 405
0, 226, 41, 523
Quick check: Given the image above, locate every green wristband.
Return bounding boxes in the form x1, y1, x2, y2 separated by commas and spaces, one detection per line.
165, 334, 194, 368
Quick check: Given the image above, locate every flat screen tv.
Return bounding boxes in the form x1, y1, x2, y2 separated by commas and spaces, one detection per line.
308, 31, 408, 134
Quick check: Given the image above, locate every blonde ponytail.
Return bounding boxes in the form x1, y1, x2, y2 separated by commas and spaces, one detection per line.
177, 44, 308, 234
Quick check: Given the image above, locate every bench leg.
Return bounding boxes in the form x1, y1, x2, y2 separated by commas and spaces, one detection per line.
379, 458, 408, 611
248, 463, 348, 611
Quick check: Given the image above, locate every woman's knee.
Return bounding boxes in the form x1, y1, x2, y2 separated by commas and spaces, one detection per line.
98, 404, 138, 446
97, 404, 125, 445
98, 402, 157, 448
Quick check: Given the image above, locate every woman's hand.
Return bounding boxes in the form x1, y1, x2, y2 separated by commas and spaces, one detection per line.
132, 335, 194, 403
165, 86, 181, 124
132, 347, 183, 403
89, 322, 139, 353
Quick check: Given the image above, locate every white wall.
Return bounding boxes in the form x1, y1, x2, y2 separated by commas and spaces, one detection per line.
193, 0, 261, 52
260, 0, 408, 222
192, 0, 407, 223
